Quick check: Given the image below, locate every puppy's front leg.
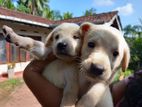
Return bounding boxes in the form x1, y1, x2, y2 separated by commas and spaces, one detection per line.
2, 25, 51, 60
60, 71, 79, 107
76, 82, 107, 107
96, 87, 113, 107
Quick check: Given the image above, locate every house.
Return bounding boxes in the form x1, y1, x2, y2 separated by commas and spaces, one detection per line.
0, 7, 122, 76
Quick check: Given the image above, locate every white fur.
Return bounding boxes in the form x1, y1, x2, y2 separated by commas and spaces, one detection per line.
76, 22, 130, 107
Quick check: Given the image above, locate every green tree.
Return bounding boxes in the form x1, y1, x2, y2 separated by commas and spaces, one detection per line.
42, 8, 62, 20
124, 25, 142, 38
42, 8, 54, 20
124, 24, 142, 70
125, 37, 142, 70
62, 11, 73, 19
17, 0, 30, 13
83, 8, 96, 16
0, 0, 15, 9
18, 0, 49, 16
52, 10, 62, 20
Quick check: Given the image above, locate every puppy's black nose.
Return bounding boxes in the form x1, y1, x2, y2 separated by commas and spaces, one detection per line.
90, 63, 104, 76
57, 42, 67, 50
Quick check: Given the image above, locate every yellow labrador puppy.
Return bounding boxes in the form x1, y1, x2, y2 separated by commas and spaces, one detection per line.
2, 23, 82, 107
77, 22, 130, 107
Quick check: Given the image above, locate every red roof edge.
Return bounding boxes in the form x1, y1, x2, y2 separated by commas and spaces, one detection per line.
0, 6, 54, 24
0, 6, 119, 28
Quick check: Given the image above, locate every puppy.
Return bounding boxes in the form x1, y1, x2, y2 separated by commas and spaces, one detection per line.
2, 23, 82, 107
77, 22, 130, 107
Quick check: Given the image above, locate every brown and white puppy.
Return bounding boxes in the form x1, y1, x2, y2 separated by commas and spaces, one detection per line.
2, 23, 81, 107
77, 22, 130, 107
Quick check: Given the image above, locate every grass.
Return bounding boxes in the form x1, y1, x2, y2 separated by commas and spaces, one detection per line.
0, 78, 24, 92
0, 78, 24, 105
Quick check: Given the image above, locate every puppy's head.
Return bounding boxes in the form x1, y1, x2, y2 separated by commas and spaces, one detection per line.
45, 23, 81, 61
80, 22, 130, 81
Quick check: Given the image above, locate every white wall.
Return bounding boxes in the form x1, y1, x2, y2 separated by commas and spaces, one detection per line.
0, 61, 30, 75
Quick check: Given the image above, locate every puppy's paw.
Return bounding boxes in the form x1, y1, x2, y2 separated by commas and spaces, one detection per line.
2, 25, 19, 46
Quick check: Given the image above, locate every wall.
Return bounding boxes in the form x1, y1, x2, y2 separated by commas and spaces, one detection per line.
0, 61, 30, 75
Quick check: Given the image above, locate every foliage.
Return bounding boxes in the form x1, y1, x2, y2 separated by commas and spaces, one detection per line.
42, 7, 53, 19
124, 25, 142, 38
0, 78, 24, 91
83, 8, 96, 16
52, 10, 62, 20
0, 0, 15, 9
124, 69, 134, 77
124, 23, 142, 71
1, 0, 97, 20
42, 8, 62, 20
113, 69, 134, 82
17, 0, 49, 15
17, 0, 64, 20
126, 37, 142, 70
17, 3, 30, 13
62, 11, 73, 19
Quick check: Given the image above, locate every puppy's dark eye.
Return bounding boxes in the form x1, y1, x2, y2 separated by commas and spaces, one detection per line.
88, 42, 95, 48
55, 34, 59, 40
73, 35, 80, 39
113, 51, 119, 57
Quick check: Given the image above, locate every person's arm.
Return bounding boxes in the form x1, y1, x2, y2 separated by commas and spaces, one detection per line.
111, 77, 130, 106
23, 54, 63, 107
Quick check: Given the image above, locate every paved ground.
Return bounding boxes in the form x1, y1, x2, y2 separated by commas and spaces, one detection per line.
0, 73, 41, 107
2, 83, 41, 107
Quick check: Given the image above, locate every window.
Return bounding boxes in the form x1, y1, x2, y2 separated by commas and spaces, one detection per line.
0, 34, 41, 64
20, 49, 26, 62
10, 45, 19, 62
0, 35, 6, 63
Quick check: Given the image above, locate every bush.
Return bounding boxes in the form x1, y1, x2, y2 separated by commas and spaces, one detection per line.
113, 69, 134, 82
125, 37, 142, 71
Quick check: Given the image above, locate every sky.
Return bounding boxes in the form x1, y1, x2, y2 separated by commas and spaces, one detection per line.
13, 0, 142, 28
48, 0, 142, 28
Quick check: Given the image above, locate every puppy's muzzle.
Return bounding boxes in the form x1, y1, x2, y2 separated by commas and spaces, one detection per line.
57, 42, 67, 50
57, 42, 68, 54
90, 63, 104, 76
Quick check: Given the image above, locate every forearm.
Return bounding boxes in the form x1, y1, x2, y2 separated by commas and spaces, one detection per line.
23, 55, 62, 107
111, 77, 130, 106
23, 69, 62, 107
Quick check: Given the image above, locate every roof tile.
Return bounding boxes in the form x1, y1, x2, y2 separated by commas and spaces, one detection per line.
0, 7, 118, 26
0, 7, 53, 24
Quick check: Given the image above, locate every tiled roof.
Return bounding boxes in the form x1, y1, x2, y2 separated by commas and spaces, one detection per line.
54, 11, 118, 25
0, 7, 118, 26
0, 7, 54, 25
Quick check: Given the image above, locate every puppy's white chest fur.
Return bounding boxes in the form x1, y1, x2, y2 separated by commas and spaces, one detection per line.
42, 59, 78, 88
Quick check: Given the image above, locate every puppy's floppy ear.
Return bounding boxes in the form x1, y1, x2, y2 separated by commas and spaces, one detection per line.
80, 22, 93, 34
122, 44, 130, 72
45, 31, 54, 47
